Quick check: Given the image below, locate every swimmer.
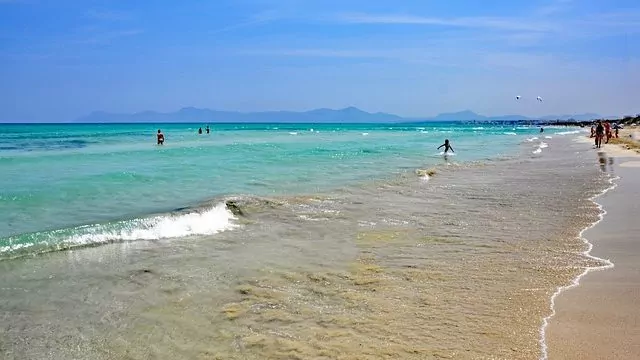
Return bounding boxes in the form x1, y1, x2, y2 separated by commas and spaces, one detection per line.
438, 139, 454, 154
157, 129, 164, 145
198, 127, 203, 135
206, 125, 210, 134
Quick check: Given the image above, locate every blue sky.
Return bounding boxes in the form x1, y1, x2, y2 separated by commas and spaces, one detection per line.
1, 0, 639, 122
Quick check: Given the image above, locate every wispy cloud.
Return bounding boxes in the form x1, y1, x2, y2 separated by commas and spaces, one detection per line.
535, 0, 573, 16
76, 29, 143, 45
239, 46, 561, 71
245, 48, 398, 59
333, 13, 557, 32
85, 9, 132, 22
209, 10, 279, 35
581, 10, 640, 29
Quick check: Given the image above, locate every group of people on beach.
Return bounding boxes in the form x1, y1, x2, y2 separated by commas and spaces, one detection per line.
156, 126, 211, 145
590, 120, 621, 148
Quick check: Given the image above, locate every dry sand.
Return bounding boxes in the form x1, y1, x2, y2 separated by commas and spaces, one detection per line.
546, 160, 640, 359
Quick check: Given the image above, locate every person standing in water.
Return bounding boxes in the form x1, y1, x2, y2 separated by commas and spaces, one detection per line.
206, 125, 210, 134
157, 129, 165, 145
603, 121, 611, 144
198, 127, 203, 135
595, 121, 604, 148
438, 139, 454, 154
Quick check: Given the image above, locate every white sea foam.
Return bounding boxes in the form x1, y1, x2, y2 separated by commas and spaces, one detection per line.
362, 133, 369, 136
544, 136, 553, 139
555, 130, 583, 136
504, 132, 517, 135
532, 141, 548, 154
1, 203, 238, 256
526, 137, 539, 142
538, 175, 618, 360
289, 132, 298, 135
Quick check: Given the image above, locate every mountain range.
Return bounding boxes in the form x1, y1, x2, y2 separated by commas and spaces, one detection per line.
74, 107, 605, 124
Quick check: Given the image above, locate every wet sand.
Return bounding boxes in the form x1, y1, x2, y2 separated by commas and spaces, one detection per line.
546, 159, 640, 359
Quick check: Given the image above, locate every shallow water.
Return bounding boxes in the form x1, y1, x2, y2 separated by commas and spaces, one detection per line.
1, 122, 546, 257
0, 127, 610, 360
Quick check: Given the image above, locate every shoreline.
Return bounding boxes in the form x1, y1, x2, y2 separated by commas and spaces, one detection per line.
538, 173, 618, 359
544, 145, 640, 359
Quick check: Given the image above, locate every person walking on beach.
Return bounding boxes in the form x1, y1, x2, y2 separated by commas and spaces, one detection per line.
157, 129, 165, 145
612, 123, 621, 138
595, 121, 604, 148
438, 139, 454, 154
604, 121, 611, 144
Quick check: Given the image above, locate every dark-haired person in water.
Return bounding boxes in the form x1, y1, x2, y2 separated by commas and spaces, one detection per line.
438, 139, 454, 154
595, 121, 604, 148
157, 129, 165, 145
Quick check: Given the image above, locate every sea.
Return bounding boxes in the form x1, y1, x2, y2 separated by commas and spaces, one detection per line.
0, 122, 609, 359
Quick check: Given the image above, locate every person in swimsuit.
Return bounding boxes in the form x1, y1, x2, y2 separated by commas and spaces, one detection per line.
603, 121, 611, 143
438, 139, 454, 154
198, 127, 203, 135
595, 121, 604, 148
206, 125, 210, 134
157, 129, 165, 145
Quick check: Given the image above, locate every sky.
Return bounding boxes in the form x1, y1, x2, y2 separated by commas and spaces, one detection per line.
1, 0, 640, 122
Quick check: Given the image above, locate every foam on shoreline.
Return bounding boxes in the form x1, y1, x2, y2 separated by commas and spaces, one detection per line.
538, 174, 619, 360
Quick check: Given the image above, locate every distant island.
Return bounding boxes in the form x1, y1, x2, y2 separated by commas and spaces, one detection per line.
73, 106, 607, 124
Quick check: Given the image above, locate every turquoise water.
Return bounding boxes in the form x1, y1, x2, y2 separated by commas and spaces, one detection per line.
0, 122, 552, 257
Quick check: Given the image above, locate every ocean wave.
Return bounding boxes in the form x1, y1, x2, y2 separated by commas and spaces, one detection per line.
0, 202, 237, 259
555, 130, 583, 136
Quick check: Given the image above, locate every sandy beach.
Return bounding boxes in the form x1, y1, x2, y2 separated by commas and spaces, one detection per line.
546, 146, 640, 359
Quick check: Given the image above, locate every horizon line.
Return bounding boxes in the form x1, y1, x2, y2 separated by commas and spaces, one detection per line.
0, 119, 612, 126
